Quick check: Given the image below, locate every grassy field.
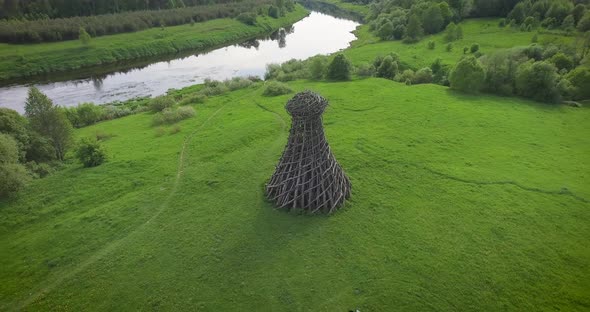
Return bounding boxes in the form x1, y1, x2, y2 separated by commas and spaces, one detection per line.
0, 6, 308, 82
1, 78, 588, 310
345, 19, 577, 69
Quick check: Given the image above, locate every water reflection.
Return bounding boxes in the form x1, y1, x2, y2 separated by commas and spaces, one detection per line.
0, 12, 359, 112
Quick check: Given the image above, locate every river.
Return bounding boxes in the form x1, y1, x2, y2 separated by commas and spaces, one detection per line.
0, 11, 359, 113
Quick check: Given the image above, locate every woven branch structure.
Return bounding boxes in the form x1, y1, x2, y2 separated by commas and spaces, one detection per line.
266, 91, 351, 214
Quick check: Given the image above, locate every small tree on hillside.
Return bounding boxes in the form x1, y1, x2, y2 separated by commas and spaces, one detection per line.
326, 54, 352, 81
449, 56, 485, 93
376, 55, 398, 80
377, 21, 394, 40
422, 4, 444, 34
444, 22, 457, 42
79, 27, 91, 45
516, 60, 561, 103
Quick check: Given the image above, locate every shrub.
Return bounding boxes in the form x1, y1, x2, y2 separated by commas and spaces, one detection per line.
0, 108, 29, 161
308, 56, 328, 80
578, 11, 590, 31
236, 12, 257, 25
75, 138, 107, 168
470, 43, 480, 53
550, 52, 574, 71
64, 103, 105, 128
25, 161, 54, 178
450, 56, 486, 93
395, 69, 415, 83
355, 63, 375, 78
79, 27, 91, 45
0, 163, 31, 198
179, 94, 207, 105
224, 77, 253, 91
446, 43, 453, 52
0, 133, 19, 165
170, 125, 182, 135
516, 60, 561, 103
268, 5, 279, 18
565, 67, 590, 100
463, 47, 469, 54
326, 54, 352, 81
150, 96, 175, 112
532, 33, 538, 43
376, 56, 398, 80
155, 127, 166, 137
414, 68, 433, 84
263, 81, 292, 96
427, 41, 436, 50
152, 107, 195, 125
444, 22, 457, 42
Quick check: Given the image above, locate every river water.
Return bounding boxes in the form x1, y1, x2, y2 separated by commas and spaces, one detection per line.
0, 11, 359, 113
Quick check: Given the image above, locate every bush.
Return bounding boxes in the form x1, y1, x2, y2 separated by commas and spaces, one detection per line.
516, 60, 561, 103
179, 94, 207, 105
326, 54, 352, 81
236, 12, 257, 25
0, 163, 31, 198
579, 11, 590, 31
170, 125, 182, 135
308, 56, 328, 80
25, 161, 54, 178
152, 107, 195, 125
150, 96, 175, 112
427, 41, 436, 50
450, 56, 486, 93
414, 68, 433, 84
0, 133, 19, 165
376, 56, 398, 80
355, 63, 375, 78
64, 103, 105, 128
550, 52, 574, 71
263, 81, 292, 96
224, 77, 254, 91
446, 43, 453, 52
565, 67, 590, 100
463, 46, 469, 54
268, 5, 280, 18
75, 138, 107, 168
532, 33, 538, 43
470, 43, 480, 53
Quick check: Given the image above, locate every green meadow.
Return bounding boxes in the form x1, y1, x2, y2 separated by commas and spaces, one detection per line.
0, 6, 308, 82
1, 78, 589, 310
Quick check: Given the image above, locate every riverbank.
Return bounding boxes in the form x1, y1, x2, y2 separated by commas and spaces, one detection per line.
0, 5, 309, 83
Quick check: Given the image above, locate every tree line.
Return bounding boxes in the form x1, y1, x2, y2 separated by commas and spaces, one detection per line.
0, 0, 274, 43
0, 0, 247, 19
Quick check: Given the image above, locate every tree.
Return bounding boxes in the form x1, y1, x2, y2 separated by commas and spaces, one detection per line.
79, 27, 91, 45
24, 87, 73, 161
268, 5, 279, 18
516, 61, 561, 103
0, 163, 31, 198
562, 15, 575, 32
422, 4, 444, 34
0, 133, 19, 164
573, 4, 586, 25
449, 56, 486, 93
439, 1, 452, 24
326, 54, 352, 81
376, 55, 398, 80
405, 14, 423, 42
550, 52, 574, 71
0, 108, 29, 161
455, 25, 463, 39
470, 43, 480, 53
507, 2, 526, 24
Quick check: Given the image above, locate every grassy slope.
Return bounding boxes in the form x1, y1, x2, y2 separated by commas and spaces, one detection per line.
1, 79, 588, 311
0, 6, 308, 82
345, 19, 576, 69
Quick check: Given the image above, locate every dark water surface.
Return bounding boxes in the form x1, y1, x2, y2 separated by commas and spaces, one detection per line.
0, 12, 359, 113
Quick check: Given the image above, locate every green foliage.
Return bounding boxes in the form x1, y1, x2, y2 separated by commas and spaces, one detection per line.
414, 67, 433, 84
422, 4, 444, 34
262, 81, 292, 96
355, 63, 375, 78
0, 133, 19, 165
470, 43, 480, 53
0, 163, 30, 198
236, 12, 257, 25
75, 138, 107, 168
444, 22, 457, 42
268, 5, 280, 18
550, 52, 574, 71
326, 54, 352, 81
404, 14, 423, 43
578, 11, 590, 31
64, 103, 106, 128
516, 60, 561, 103
532, 33, 538, 43
79, 27, 91, 45
150, 96, 176, 112
308, 56, 328, 80
152, 106, 195, 125
450, 56, 485, 93
377, 21, 394, 40
572, 4, 586, 25
446, 43, 453, 52
427, 40, 435, 50
565, 67, 590, 100
376, 55, 398, 80
0, 108, 30, 161
507, 3, 526, 23
179, 94, 207, 105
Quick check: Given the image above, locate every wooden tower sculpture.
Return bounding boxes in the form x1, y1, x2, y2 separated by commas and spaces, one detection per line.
266, 91, 351, 213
